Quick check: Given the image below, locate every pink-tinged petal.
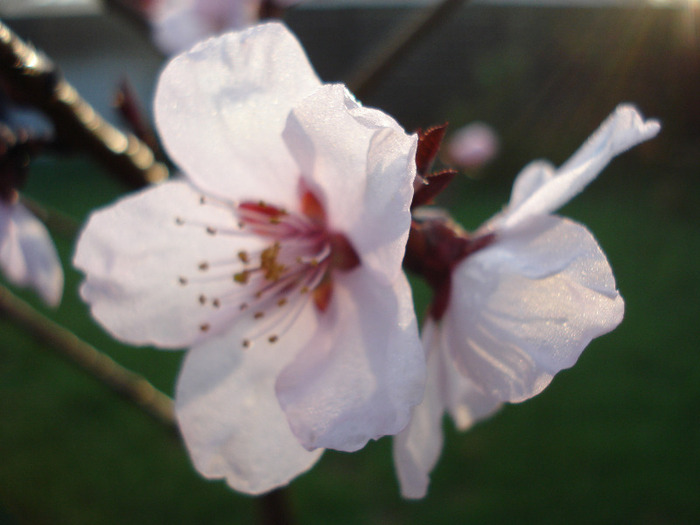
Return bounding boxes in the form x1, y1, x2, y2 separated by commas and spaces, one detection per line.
276, 268, 424, 452
74, 179, 269, 348
283, 84, 417, 284
394, 320, 501, 499
154, 23, 321, 207
446, 215, 624, 403
446, 122, 499, 169
497, 105, 660, 230
393, 322, 446, 500
152, 0, 229, 56
0, 202, 63, 306
176, 319, 323, 495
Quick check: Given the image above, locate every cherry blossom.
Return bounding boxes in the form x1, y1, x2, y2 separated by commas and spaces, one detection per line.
446, 121, 499, 169
74, 23, 424, 494
148, 0, 302, 55
394, 105, 660, 498
0, 198, 63, 306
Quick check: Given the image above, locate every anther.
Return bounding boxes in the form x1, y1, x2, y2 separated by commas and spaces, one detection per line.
254, 311, 264, 319
175, 217, 184, 225
200, 196, 206, 205
198, 295, 206, 305
277, 298, 287, 307
239, 303, 248, 311
242, 339, 251, 348
198, 262, 209, 271
234, 270, 250, 284
178, 276, 188, 285
238, 251, 250, 264
212, 299, 221, 308
206, 226, 217, 235
268, 335, 279, 343
200, 323, 210, 332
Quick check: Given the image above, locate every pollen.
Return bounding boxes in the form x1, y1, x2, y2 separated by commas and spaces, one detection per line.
260, 242, 286, 281
234, 270, 250, 284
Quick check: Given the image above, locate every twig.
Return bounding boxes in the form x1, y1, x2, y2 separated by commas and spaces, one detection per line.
0, 20, 168, 188
20, 195, 81, 239
346, 0, 471, 100
0, 284, 176, 429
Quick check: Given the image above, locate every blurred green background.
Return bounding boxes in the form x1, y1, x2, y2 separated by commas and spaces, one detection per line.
1, 3, 699, 524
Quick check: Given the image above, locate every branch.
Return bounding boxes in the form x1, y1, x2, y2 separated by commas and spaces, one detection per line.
346, 0, 471, 100
0, 284, 176, 429
0, 20, 168, 188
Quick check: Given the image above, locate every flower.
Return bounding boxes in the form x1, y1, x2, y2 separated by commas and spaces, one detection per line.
0, 120, 62, 307
393, 104, 661, 498
0, 198, 63, 306
446, 121, 499, 169
74, 23, 424, 494
148, 0, 302, 55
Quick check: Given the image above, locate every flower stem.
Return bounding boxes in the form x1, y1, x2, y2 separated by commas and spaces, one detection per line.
0, 284, 176, 429
0, 20, 168, 188
346, 0, 471, 100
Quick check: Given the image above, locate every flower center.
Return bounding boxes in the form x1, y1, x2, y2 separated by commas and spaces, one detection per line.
176, 187, 359, 349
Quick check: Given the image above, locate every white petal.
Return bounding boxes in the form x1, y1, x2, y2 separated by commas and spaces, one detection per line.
392, 322, 445, 500
283, 84, 417, 284
152, 2, 220, 56
498, 104, 660, 229
74, 179, 268, 348
154, 22, 321, 207
0, 202, 63, 306
393, 320, 501, 499
447, 215, 624, 403
275, 268, 425, 452
176, 321, 323, 495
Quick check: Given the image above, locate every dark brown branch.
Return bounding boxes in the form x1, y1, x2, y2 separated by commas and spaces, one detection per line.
346, 0, 471, 100
0, 284, 176, 429
0, 20, 168, 188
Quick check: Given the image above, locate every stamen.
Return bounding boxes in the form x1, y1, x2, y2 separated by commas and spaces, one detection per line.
234, 270, 250, 284
178, 276, 188, 285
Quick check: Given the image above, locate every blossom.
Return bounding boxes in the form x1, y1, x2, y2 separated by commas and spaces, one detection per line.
394, 105, 661, 498
74, 23, 424, 494
0, 198, 63, 306
148, 0, 302, 55
446, 122, 499, 169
